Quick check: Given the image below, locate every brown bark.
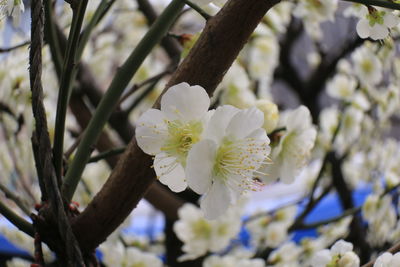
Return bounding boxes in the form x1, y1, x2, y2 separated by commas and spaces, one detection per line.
72, 0, 280, 253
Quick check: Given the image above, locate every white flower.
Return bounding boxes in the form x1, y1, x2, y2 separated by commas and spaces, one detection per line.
186, 106, 270, 219
173, 203, 242, 260
338, 251, 360, 267
247, 32, 279, 81
351, 46, 382, 86
374, 252, 400, 267
135, 82, 211, 192
203, 255, 265, 267
356, 7, 400, 40
102, 242, 162, 267
264, 221, 289, 248
3, 0, 24, 26
293, 0, 338, 39
261, 106, 317, 184
311, 249, 332, 267
219, 63, 256, 109
255, 99, 280, 133
335, 107, 364, 154
311, 240, 359, 267
331, 239, 353, 255
326, 74, 357, 101
268, 242, 301, 265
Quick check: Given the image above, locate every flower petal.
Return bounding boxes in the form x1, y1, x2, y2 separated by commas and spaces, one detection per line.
356, 19, 370, 39
200, 179, 231, 219
370, 23, 388, 40
136, 109, 168, 155
286, 106, 312, 132
226, 107, 264, 139
154, 153, 187, 192
204, 105, 239, 142
186, 140, 216, 194
161, 82, 210, 121
384, 13, 399, 28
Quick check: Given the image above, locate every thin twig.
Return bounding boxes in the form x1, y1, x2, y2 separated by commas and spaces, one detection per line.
0, 183, 31, 215
124, 79, 160, 114
87, 147, 125, 163
0, 41, 30, 53
183, 0, 211, 20
0, 200, 33, 237
118, 68, 172, 106
64, 133, 83, 160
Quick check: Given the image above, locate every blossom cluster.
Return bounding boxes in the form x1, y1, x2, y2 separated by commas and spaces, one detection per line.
136, 82, 272, 219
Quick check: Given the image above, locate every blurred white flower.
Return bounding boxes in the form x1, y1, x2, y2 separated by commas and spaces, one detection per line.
326, 74, 357, 101
101, 242, 162, 267
351, 46, 382, 86
173, 203, 242, 261
356, 7, 399, 40
255, 99, 280, 134
261, 106, 317, 184
374, 252, 400, 267
203, 255, 265, 267
311, 239, 359, 267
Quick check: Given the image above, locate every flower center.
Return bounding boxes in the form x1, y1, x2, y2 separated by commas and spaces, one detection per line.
161, 120, 203, 165
192, 219, 212, 238
212, 137, 268, 191
361, 59, 373, 74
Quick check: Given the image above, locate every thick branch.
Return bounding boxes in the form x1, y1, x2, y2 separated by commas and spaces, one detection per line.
72, 0, 280, 253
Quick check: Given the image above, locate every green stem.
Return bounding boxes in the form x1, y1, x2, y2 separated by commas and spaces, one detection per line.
62, 0, 185, 202
53, 0, 89, 181
43, 0, 63, 76
0, 200, 34, 237
76, 0, 116, 59
183, 0, 211, 20
88, 147, 126, 163
342, 0, 400, 10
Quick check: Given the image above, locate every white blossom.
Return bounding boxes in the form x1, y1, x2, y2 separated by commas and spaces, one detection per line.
186, 106, 270, 219
326, 74, 357, 101
351, 46, 382, 86
356, 7, 400, 40
374, 252, 400, 267
135, 82, 211, 192
173, 203, 242, 260
261, 106, 317, 184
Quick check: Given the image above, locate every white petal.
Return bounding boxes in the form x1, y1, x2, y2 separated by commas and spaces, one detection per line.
286, 106, 312, 132
161, 82, 210, 121
200, 179, 231, 219
279, 157, 297, 184
370, 23, 389, 40
154, 153, 187, 192
384, 13, 399, 28
226, 107, 264, 139
204, 105, 239, 142
135, 109, 167, 155
186, 140, 216, 194
356, 19, 371, 39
